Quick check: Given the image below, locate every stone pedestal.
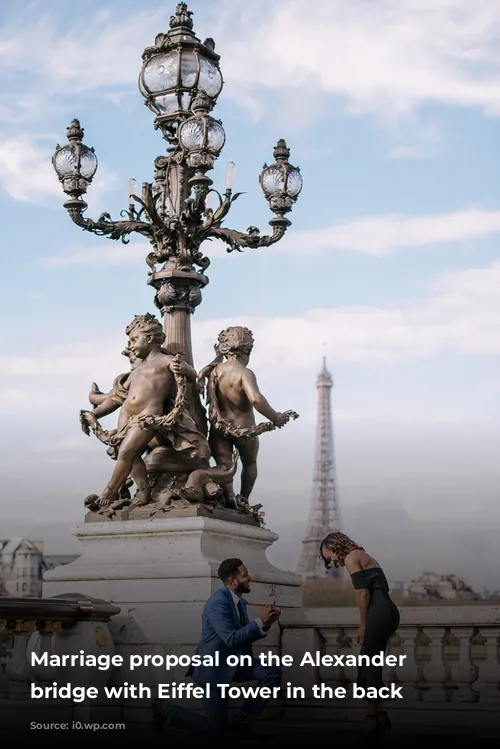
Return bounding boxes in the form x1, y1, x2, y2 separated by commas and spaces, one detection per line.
43, 510, 302, 654
43, 510, 301, 711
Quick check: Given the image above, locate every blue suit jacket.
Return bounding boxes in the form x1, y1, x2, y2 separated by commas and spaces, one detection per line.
188, 585, 266, 686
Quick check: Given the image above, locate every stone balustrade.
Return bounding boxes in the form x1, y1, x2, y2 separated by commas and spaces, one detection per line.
0, 593, 121, 731
279, 605, 500, 734
1, 597, 499, 736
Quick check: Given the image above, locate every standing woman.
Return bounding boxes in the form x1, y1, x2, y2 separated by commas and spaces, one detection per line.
319, 532, 400, 736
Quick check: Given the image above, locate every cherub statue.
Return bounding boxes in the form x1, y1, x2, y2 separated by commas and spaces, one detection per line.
84, 345, 146, 511
198, 326, 298, 507
80, 313, 210, 512
87, 344, 140, 438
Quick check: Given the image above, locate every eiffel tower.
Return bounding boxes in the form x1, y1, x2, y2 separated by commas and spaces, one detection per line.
298, 357, 342, 579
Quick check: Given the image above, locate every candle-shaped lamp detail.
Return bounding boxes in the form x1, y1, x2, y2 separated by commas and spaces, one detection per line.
128, 177, 137, 206
205, 191, 216, 212
225, 161, 235, 192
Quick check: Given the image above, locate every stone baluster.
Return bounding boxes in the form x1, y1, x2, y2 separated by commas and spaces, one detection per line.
444, 626, 476, 703
472, 627, 500, 705
52, 617, 117, 723
0, 592, 120, 727
31, 621, 62, 683
4, 619, 37, 695
394, 626, 420, 702
280, 624, 320, 702
0, 620, 7, 695
384, 632, 401, 688
0, 659, 7, 695
340, 627, 359, 686
317, 627, 344, 692
421, 627, 446, 702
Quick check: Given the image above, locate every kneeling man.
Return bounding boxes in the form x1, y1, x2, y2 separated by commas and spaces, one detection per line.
153, 557, 282, 736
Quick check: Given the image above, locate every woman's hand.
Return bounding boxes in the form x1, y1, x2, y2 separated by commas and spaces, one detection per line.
356, 626, 365, 646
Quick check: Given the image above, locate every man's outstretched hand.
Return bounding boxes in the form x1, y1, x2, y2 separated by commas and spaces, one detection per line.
260, 603, 281, 629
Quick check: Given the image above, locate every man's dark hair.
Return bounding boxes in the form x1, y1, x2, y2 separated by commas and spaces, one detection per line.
218, 558, 244, 583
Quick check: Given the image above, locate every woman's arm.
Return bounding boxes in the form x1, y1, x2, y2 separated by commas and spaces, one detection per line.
356, 589, 370, 629
345, 551, 369, 644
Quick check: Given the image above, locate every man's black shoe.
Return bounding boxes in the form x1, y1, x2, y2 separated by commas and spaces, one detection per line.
152, 698, 171, 735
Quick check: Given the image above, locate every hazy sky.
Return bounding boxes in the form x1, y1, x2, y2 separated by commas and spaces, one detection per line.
0, 0, 499, 591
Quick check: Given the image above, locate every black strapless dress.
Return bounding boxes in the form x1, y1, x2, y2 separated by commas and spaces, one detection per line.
350, 567, 400, 695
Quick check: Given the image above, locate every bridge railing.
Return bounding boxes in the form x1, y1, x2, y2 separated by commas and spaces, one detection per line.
278, 605, 500, 731
1, 596, 499, 733
0, 592, 120, 725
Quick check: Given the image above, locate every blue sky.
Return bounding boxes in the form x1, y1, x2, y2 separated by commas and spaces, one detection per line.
1, 0, 500, 587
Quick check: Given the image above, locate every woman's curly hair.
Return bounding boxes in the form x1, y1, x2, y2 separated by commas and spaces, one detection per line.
319, 531, 364, 568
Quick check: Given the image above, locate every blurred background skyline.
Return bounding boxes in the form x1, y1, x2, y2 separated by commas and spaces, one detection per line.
0, 0, 499, 590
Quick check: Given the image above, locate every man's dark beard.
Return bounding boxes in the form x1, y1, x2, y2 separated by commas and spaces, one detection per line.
235, 580, 251, 594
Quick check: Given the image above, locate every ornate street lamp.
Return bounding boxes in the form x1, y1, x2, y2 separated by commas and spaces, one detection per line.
52, 119, 98, 213
52, 1, 303, 368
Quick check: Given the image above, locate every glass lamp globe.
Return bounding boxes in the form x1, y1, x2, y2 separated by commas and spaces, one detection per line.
178, 97, 225, 169
140, 51, 223, 116
53, 144, 98, 181
139, 5, 223, 131
52, 119, 98, 196
261, 164, 303, 198
260, 139, 302, 213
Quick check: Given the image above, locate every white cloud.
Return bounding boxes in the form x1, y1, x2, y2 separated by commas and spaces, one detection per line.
482, 378, 500, 395
387, 145, 428, 159
41, 241, 151, 267
275, 207, 500, 256
0, 340, 125, 377
0, 389, 61, 414
31, 437, 89, 454
2, 258, 500, 415
334, 406, 469, 425
0, 1, 498, 213
386, 121, 442, 159
190, 266, 500, 368
214, 0, 500, 121
173, 255, 500, 363
0, 135, 62, 202
0, 92, 67, 125
0, 7, 166, 96
38, 207, 500, 266
1, 0, 500, 126
0, 133, 117, 205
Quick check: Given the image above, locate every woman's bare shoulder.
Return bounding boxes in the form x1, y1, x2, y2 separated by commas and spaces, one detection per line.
344, 549, 365, 572
346, 549, 379, 573
360, 551, 380, 569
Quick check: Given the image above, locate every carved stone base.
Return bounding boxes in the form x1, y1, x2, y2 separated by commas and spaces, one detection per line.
85, 503, 261, 526
85, 444, 262, 524
43, 516, 302, 655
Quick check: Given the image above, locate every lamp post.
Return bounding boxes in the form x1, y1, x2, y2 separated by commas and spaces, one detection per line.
52, 1, 302, 368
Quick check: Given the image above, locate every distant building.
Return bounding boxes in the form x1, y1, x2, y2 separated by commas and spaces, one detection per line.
387, 580, 405, 596
399, 571, 479, 601
0, 538, 78, 597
